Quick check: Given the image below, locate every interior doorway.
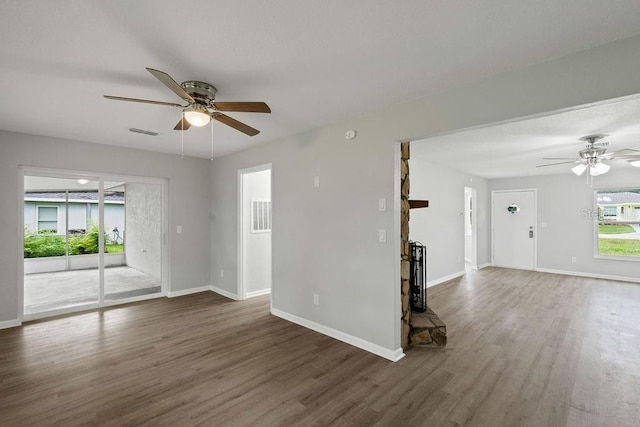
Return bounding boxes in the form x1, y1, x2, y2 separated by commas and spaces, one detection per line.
22, 169, 167, 320
238, 164, 272, 300
464, 186, 478, 269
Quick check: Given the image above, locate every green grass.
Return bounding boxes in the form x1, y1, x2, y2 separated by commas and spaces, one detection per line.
106, 244, 124, 253
598, 224, 635, 234
598, 238, 640, 256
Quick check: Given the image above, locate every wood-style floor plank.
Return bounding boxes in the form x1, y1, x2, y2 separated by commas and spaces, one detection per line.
1, 267, 639, 426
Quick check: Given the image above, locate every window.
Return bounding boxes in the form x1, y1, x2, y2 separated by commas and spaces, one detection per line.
602, 206, 617, 217
37, 206, 58, 233
595, 189, 640, 259
251, 199, 271, 233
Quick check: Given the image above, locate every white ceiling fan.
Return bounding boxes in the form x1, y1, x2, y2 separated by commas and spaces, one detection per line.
537, 135, 640, 183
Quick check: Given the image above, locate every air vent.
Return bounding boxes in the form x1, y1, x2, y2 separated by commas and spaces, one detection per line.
129, 128, 158, 136
251, 199, 272, 233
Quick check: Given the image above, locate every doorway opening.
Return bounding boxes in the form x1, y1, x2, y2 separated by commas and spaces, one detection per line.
464, 186, 478, 269
22, 169, 167, 320
238, 164, 272, 300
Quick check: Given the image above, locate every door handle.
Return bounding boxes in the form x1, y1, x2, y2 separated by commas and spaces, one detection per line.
529, 226, 534, 238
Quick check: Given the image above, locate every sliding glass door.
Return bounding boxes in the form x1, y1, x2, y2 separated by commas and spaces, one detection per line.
23, 175, 101, 315
23, 171, 165, 320
104, 181, 163, 300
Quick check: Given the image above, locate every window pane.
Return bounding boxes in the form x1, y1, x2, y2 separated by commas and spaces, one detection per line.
596, 189, 640, 258
38, 206, 57, 221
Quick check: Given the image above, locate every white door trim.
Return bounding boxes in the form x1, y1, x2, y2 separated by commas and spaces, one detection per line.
237, 163, 272, 300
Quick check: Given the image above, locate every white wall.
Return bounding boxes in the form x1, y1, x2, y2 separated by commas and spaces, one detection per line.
210, 34, 640, 359
242, 168, 271, 295
408, 158, 491, 285
490, 170, 640, 281
0, 131, 211, 324
125, 182, 162, 283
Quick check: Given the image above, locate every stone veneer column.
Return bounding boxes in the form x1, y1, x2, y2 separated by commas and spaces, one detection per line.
400, 142, 411, 350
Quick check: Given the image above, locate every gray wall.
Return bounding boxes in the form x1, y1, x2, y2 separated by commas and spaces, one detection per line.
0, 131, 211, 323
490, 170, 640, 280
409, 158, 491, 283
125, 182, 162, 283
210, 34, 640, 355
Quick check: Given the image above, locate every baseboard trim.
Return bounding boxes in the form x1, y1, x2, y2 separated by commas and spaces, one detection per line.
427, 270, 466, 288
246, 288, 271, 298
270, 307, 405, 362
211, 285, 240, 301
0, 319, 21, 330
167, 286, 212, 298
476, 263, 491, 270
536, 268, 640, 284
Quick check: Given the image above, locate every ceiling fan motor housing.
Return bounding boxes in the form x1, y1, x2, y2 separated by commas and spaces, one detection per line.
180, 80, 218, 106
579, 146, 607, 159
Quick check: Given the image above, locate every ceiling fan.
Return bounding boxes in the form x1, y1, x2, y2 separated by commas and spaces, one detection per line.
104, 68, 270, 136
537, 135, 640, 179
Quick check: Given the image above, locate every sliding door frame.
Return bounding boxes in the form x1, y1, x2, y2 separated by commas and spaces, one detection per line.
19, 166, 169, 322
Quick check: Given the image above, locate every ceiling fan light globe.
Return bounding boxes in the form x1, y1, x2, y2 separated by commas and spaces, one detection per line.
629, 160, 640, 168
571, 164, 587, 176
184, 108, 211, 127
590, 162, 610, 176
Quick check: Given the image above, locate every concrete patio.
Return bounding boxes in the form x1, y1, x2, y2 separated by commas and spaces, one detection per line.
24, 266, 161, 315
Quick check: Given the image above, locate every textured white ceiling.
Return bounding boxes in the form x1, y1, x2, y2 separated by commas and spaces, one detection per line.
412, 95, 640, 179
2, 1, 640, 159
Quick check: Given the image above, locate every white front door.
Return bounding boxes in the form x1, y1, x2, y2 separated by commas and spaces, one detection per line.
492, 190, 536, 270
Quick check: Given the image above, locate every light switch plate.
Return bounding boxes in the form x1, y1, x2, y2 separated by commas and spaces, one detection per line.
378, 229, 387, 243
378, 198, 386, 211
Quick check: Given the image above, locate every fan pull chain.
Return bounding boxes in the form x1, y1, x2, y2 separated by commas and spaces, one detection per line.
181, 111, 185, 159
210, 119, 214, 161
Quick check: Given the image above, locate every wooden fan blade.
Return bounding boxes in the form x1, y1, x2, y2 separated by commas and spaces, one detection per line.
146, 68, 194, 103
173, 118, 192, 131
104, 95, 184, 108
213, 113, 259, 136
212, 102, 271, 113
536, 161, 580, 168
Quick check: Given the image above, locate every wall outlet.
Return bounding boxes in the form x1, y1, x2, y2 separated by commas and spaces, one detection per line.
378, 198, 386, 211
571, 257, 577, 263
176, 225, 182, 234
378, 229, 387, 243
313, 294, 319, 305
220, 269, 224, 277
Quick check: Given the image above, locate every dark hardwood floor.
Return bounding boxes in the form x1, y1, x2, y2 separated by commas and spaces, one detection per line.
1, 267, 639, 426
